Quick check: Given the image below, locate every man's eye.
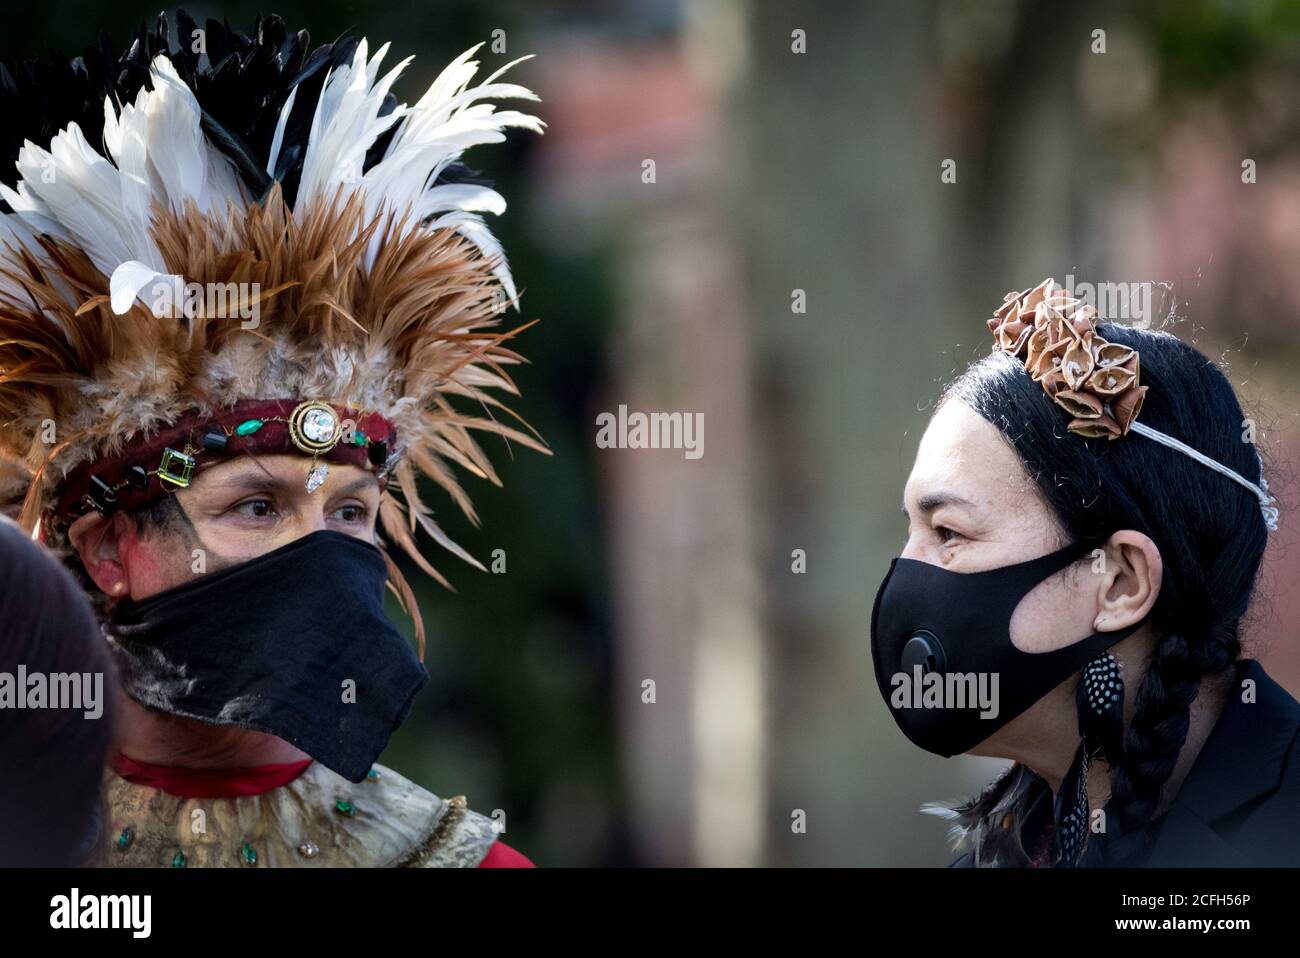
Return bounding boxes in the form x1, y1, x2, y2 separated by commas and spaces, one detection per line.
333, 504, 368, 523
935, 526, 962, 544
234, 499, 276, 519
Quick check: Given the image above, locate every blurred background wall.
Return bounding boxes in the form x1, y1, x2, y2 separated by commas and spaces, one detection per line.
10, 0, 1300, 865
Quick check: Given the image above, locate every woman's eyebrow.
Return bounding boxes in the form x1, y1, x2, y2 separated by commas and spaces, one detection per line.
913, 492, 974, 515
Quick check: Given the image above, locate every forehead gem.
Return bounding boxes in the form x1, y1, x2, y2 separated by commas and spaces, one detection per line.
306, 463, 329, 493
287, 401, 344, 455
302, 408, 337, 444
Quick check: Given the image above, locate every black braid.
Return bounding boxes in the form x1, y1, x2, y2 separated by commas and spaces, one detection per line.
1107, 632, 1200, 831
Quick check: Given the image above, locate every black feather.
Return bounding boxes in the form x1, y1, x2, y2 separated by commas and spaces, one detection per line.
1051, 744, 1091, 866
0, 8, 490, 211
925, 762, 1046, 867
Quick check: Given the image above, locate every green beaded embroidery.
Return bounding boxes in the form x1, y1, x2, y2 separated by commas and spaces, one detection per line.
235, 419, 264, 436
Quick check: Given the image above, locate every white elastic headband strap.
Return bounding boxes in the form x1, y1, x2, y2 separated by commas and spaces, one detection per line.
1129, 421, 1279, 532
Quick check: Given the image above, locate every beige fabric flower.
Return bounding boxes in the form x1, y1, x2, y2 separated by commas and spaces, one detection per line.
987, 278, 1146, 439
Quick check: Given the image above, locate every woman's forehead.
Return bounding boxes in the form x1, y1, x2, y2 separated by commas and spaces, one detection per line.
906, 401, 1028, 508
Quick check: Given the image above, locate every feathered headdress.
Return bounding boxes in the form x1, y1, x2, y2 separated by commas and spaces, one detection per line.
0, 12, 546, 637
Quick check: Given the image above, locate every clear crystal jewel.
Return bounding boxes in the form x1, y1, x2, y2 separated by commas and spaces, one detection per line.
306, 463, 329, 492
302, 408, 337, 444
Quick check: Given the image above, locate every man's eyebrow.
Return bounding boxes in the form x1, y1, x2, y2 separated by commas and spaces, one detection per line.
200, 468, 296, 491
200, 469, 380, 498
330, 475, 381, 498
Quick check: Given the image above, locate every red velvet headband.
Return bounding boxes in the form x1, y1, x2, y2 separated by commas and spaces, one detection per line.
53, 399, 399, 522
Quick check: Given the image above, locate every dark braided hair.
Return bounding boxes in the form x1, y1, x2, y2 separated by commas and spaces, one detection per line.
946, 322, 1270, 848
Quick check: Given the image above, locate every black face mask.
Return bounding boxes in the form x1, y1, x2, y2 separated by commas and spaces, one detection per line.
870, 538, 1142, 757
109, 530, 429, 782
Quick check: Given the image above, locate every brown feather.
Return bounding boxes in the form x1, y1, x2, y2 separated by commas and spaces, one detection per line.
380, 545, 426, 660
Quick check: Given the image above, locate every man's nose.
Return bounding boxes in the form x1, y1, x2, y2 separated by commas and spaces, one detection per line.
299, 505, 332, 535
265, 509, 330, 554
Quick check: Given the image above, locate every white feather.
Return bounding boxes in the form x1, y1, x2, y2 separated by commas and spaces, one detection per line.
109, 260, 187, 316
417, 183, 506, 216
287, 39, 543, 303
11, 127, 143, 276
266, 85, 298, 176
0, 212, 59, 300
297, 41, 411, 205
3, 54, 244, 314
919, 803, 961, 820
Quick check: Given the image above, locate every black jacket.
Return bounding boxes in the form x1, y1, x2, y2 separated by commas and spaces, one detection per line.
951, 659, 1300, 867
1141, 659, 1300, 867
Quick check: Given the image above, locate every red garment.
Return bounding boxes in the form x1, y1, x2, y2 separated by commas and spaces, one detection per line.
478, 840, 535, 868
112, 752, 313, 798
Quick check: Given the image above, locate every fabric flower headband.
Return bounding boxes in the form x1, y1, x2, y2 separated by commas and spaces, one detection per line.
988, 279, 1144, 440
987, 279, 1279, 531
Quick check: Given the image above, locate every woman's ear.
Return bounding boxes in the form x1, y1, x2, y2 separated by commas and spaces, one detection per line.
67, 511, 133, 598
1093, 530, 1163, 632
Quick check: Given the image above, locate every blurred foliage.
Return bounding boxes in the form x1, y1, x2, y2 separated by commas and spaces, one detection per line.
1138, 0, 1300, 94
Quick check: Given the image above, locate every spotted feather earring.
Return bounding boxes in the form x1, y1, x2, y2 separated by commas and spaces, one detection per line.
1079, 651, 1125, 766
1052, 651, 1125, 866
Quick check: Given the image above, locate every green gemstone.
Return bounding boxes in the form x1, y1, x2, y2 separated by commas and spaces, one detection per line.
157, 447, 196, 488
171, 850, 187, 868
352, 430, 368, 446
366, 768, 380, 782
116, 827, 134, 851
240, 842, 257, 865
235, 419, 264, 436
335, 799, 356, 816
